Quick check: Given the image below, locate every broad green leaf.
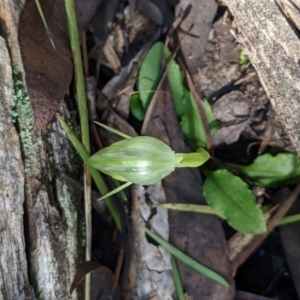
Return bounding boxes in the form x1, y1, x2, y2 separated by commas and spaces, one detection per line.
229, 153, 300, 188
138, 42, 164, 113
130, 94, 145, 121
167, 59, 185, 118
137, 43, 219, 146
202, 168, 266, 234
143, 226, 230, 287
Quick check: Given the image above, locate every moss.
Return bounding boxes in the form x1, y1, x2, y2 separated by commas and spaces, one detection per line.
11, 64, 40, 178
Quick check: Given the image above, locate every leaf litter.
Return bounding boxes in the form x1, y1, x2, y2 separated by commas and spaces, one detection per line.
18, 0, 300, 299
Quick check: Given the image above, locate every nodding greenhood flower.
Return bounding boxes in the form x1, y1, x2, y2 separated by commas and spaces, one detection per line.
88, 136, 209, 185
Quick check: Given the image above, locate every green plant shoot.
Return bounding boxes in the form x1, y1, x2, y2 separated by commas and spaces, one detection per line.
88, 122, 210, 199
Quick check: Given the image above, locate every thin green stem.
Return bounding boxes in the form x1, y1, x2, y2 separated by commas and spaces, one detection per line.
63, 2, 91, 297
277, 214, 300, 226
65, 0, 92, 300
143, 227, 230, 287
156, 203, 216, 215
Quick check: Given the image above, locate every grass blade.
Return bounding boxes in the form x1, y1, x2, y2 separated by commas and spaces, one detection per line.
171, 256, 185, 300
34, 0, 56, 48
64, 0, 92, 297
99, 182, 132, 200
277, 214, 300, 226
94, 121, 132, 139
143, 226, 230, 287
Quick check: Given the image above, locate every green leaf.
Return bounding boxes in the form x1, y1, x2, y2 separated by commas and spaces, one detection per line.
278, 214, 300, 226
175, 148, 210, 167
171, 256, 185, 300
202, 168, 266, 234
202, 98, 218, 136
181, 90, 206, 148
139, 45, 218, 147
180, 93, 218, 148
167, 59, 185, 118
239, 50, 249, 65
143, 226, 230, 287
229, 153, 300, 188
166, 55, 218, 147
138, 42, 164, 111
130, 94, 146, 121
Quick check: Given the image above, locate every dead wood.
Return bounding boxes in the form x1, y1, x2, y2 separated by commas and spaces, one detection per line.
225, 0, 300, 155
0, 1, 85, 299
0, 36, 34, 300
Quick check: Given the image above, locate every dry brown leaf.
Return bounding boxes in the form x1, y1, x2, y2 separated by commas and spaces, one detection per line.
70, 261, 102, 294
18, 0, 102, 132
176, 0, 218, 94
235, 290, 275, 300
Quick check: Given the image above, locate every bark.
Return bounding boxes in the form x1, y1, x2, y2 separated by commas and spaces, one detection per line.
0, 1, 84, 299
0, 36, 34, 300
225, 0, 300, 155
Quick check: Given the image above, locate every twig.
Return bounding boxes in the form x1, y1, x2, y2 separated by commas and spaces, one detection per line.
112, 248, 125, 294
258, 109, 275, 154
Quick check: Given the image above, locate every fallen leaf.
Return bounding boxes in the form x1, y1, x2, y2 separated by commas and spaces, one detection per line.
136, 0, 173, 27
70, 261, 102, 293
176, 0, 218, 94
212, 91, 250, 146
235, 290, 275, 300
18, 0, 102, 132
70, 260, 121, 299
18, 0, 72, 132
91, 265, 121, 300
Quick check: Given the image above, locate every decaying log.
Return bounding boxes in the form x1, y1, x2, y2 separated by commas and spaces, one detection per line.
0, 1, 85, 299
0, 36, 35, 300
225, 0, 300, 155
